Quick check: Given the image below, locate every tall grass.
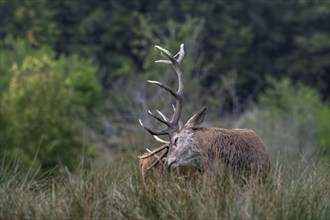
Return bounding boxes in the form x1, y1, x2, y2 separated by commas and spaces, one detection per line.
1, 157, 329, 220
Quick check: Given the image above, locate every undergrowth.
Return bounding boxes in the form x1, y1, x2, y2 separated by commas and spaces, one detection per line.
0, 158, 329, 220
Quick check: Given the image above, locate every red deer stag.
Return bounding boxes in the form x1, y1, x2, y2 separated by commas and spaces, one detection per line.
138, 44, 270, 180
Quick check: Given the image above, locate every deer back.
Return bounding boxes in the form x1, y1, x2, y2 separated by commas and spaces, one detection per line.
196, 128, 270, 178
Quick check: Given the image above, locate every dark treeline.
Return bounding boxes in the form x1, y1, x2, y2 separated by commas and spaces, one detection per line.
1, 0, 329, 109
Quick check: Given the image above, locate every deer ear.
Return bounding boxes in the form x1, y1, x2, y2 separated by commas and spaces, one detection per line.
184, 107, 207, 129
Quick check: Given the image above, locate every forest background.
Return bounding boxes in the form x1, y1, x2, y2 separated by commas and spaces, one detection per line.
0, 0, 329, 178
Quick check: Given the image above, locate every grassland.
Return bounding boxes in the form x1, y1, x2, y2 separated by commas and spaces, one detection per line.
0, 155, 329, 220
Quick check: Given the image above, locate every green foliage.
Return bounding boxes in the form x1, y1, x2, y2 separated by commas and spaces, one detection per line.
0, 36, 55, 92
0, 36, 101, 109
0, 54, 96, 172
237, 78, 330, 163
54, 54, 102, 109
1, 0, 329, 105
0, 0, 59, 47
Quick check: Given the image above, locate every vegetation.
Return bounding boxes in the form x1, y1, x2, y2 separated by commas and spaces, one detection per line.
0, 40, 100, 172
0, 158, 329, 219
0, 0, 329, 218
237, 78, 330, 164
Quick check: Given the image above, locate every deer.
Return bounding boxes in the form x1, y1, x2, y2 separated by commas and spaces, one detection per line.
139, 150, 165, 181
138, 44, 270, 181
139, 143, 168, 181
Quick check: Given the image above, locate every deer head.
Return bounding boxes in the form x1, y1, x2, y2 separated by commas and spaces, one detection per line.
165, 106, 208, 170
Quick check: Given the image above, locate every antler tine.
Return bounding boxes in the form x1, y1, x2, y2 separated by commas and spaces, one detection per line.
176, 44, 185, 65
154, 45, 177, 66
153, 135, 169, 144
154, 44, 185, 67
148, 110, 170, 126
170, 104, 177, 122
146, 148, 161, 160
172, 104, 176, 111
138, 119, 172, 136
156, 110, 170, 122
138, 143, 169, 159
147, 80, 177, 97
155, 60, 172, 65
146, 148, 168, 170
146, 147, 169, 170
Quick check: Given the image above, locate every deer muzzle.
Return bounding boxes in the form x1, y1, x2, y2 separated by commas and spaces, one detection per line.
166, 157, 177, 170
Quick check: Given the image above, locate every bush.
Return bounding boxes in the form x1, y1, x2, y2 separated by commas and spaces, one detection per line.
237, 78, 330, 164
0, 36, 55, 92
54, 54, 102, 109
0, 54, 96, 172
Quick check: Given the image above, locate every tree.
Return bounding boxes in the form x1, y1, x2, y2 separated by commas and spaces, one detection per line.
0, 53, 98, 172
0, 0, 59, 47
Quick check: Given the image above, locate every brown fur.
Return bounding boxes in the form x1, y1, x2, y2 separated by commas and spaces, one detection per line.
166, 108, 271, 181
195, 128, 270, 179
139, 150, 165, 181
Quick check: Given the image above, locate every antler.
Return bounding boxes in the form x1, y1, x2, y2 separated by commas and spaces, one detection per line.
139, 44, 185, 136
138, 142, 169, 170
138, 44, 185, 169
138, 143, 169, 159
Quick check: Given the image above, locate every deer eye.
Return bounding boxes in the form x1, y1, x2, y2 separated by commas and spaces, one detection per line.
174, 137, 179, 146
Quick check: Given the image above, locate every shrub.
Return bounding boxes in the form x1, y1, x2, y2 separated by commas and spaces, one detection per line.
0, 54, 96, 172
237, 78, 330, 164
54, 54, 102, 109
0, 36, 54, 92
